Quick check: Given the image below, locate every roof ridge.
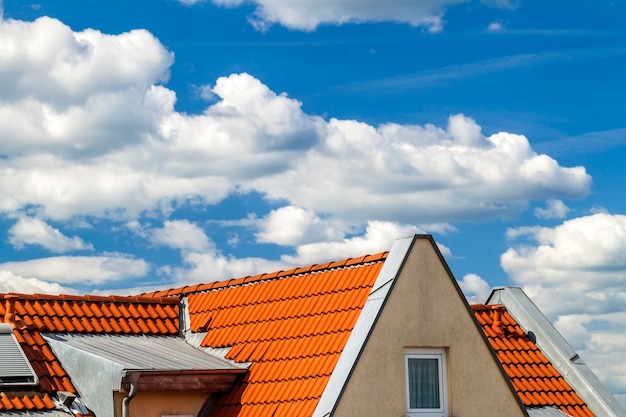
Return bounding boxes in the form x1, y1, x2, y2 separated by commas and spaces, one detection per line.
144, 252, 389, 297
1, 292, 179, 305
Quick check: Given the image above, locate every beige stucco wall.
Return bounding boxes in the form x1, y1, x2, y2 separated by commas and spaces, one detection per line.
332, 238, 527, 417
114, 391, 209, 417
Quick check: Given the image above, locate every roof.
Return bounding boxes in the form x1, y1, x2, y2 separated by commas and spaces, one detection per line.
472, 304, 593, 417
42, 333, 244, 372
0, 293, 180, 416
147, 251, 388, 417
487, 287, 626, 417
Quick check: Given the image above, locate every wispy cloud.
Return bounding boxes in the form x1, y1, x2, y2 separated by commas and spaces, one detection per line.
535, 128, 626, 157
338, 45, 626, 93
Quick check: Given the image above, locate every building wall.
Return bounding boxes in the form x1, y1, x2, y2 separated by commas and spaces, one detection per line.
114, 391, 209, 417
332, 238, 527, 417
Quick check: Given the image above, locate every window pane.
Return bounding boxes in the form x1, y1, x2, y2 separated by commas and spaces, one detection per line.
407, 357, 440, 409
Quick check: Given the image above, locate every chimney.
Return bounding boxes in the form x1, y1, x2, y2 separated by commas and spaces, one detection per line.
491, 305, 505, 336
4, 294, 19, 323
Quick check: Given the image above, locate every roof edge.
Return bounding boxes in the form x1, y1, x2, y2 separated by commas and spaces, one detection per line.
143, 252, 389, 297
487, 287, 626, 417
312, 234, 417, 417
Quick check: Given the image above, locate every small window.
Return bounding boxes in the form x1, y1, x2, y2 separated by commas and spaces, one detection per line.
404, 348, 447, 417
0, 323, 38, 387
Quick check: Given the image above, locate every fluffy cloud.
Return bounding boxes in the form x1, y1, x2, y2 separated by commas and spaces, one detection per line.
8, 216, 93, 252
150, 220, 211, 252
534, 198, 570, 219
227, 0, 464, 32
280, 220, 424, 265
0, 16, 595, 300
0, 270, 76, 294
175, 0, 525, 32
256, 206, 346, 246
164, 219, 424, 284
0, 16, 591, 227
457, 273, 491, 304
0, 254, 150, 284
501, 212, 626, 398
251, 113, 590, 224
502, 213, 626, 309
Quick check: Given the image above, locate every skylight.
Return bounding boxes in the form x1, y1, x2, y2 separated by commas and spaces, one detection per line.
0, 323, 38, 387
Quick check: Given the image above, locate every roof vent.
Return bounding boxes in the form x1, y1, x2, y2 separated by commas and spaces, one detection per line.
0, 323, 39, 387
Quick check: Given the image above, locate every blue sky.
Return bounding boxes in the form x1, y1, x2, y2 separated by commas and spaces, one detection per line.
1, 0, 625, 405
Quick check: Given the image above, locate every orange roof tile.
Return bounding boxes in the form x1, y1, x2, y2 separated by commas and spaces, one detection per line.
472, 304, 595, 417
0, 293, 180, 415
2, 293, 179, 335
151, 252, 388, 417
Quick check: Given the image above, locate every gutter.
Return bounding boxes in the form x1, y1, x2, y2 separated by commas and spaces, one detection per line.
121, 373, 138, 417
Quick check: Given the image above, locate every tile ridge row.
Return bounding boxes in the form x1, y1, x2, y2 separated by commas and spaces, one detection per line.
204, 307, 363, 332
190, 284, 372, 314
3, 292, 179, 305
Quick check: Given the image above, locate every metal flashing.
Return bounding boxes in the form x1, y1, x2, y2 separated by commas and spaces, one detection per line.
527, 406, 574, 417
0, 323, 38, 387
44, 333, 248, 372
312, 235, 416, 417
488, 287, 626, 417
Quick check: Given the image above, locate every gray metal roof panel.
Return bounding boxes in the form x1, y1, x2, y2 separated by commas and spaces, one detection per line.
42, 333, 247, 372
527, 406, 573, 417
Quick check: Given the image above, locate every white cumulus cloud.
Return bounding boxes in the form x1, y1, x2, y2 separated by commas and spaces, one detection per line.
8, 216, 94, 253
150, 220, 212, 252
194, 0, 467, 32
0, 17, 592, 227
0, 254, 150, 284
256, 206, 347, 246
501, 212, 626, 399
458, 273, 491, 304
0, 270, 76, 295
534, 198, 570, 219
280, 220, 424, 265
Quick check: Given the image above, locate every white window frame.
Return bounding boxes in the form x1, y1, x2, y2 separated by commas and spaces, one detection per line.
404, 348, 448, 417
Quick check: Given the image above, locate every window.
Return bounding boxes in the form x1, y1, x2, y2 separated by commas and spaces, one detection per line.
0, 323, 38, 387
404, 348, 447, 417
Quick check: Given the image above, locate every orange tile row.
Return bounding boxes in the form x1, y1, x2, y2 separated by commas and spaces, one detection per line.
1, 293, 179, 336
149, 255, 386, 417
0, 392, 57, 411
215, 398, 318, 417
191, 286, 371, 332
472, 305, 594, 417
201, 308, 363, 349
222, 333, 350, 363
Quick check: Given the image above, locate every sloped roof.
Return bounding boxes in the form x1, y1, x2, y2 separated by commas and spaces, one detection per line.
0, 293, 180, 416
147, 252, 388, 417
472, 304, 593, 417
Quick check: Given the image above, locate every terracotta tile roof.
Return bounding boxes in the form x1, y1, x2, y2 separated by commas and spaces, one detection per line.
149, 252, 388, 417
0, 293, 180, 415
1, 294, 179, 335
472, 304, 595, 417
